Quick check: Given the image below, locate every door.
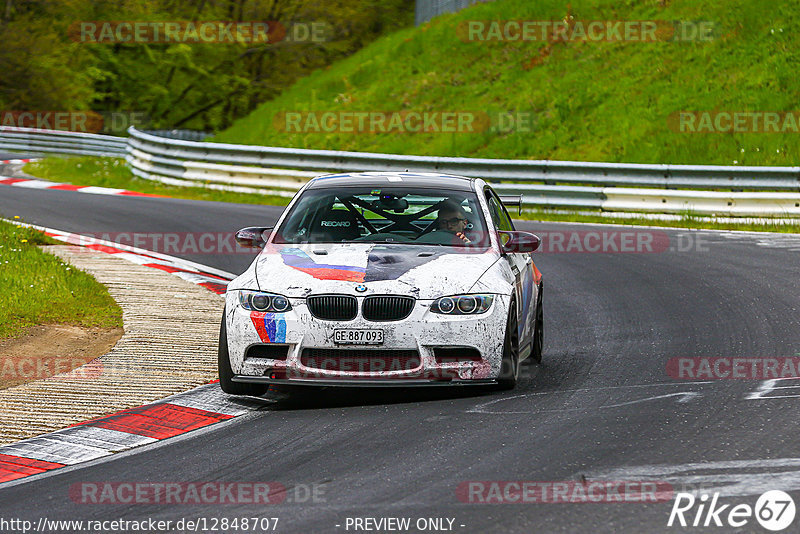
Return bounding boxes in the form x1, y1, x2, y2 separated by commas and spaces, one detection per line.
485, 187, 537, 354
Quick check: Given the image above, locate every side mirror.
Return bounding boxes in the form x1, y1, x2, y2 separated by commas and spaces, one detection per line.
499, 231, 540, 253
235, 227, 273, 248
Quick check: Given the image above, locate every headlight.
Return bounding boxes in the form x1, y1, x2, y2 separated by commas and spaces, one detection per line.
431, 294, 494, 315
238, 290, 292, 312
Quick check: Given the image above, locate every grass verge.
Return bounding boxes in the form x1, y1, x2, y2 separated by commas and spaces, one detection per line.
0, 218, 123, 339
23, 157, 293, 207
214, 0, 800, 167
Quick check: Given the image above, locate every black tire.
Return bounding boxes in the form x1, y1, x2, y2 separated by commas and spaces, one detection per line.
218, 312, 268, 396
530, 283, 543, 364
496, 303, 519, 390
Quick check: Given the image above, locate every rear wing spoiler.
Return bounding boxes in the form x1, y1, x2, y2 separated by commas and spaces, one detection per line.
499, 194, 522, 215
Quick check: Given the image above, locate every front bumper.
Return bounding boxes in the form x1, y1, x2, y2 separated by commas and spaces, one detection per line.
232, 376, 498, 387
224, 292, 510, 384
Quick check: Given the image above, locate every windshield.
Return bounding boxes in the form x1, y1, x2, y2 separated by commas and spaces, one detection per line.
273, 186, 490, 247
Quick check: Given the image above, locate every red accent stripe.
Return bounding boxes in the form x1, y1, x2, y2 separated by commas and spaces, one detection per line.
83, 403, 232, 440
0, 454, 64, 483
49, 184, 85, 191
533, 263, 543, 284
0, 178, 29, 185
293, 266, 366, 282
251, 311, 270, 343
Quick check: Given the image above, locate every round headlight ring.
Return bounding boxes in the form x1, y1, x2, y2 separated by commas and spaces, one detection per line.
272, 295, 289, 312
251, 294, 271, 311
457, 296, 477, 314
438, 297, 455, 314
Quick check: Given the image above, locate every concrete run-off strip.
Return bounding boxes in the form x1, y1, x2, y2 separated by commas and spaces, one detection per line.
0, 245, 224, 446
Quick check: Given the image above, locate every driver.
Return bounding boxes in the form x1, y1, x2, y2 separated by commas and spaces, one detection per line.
429, 200, 472, 244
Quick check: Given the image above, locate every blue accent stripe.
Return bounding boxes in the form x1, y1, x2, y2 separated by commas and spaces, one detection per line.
263, 313, 287, 343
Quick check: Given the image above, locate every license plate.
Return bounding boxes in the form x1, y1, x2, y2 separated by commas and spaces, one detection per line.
334, 329, 384, 345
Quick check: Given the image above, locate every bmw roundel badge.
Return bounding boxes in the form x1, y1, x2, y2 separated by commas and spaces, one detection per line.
355, 284, 367, 292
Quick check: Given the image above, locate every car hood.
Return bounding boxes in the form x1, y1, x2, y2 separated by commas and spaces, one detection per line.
253, 243, 500, 300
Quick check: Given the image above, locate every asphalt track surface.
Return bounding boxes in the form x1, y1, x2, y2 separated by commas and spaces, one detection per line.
2, 184, 800, 533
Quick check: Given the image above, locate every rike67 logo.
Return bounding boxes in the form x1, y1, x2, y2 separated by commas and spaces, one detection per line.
668, 490, 796, 531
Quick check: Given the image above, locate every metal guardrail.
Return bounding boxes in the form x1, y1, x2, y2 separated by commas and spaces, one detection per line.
124, 127, 800, 216
3, 125, 800, 216
0, 127, 127, 158
125, 127, 800, 191
144, 130, 210, 142
125, 128, 609, 207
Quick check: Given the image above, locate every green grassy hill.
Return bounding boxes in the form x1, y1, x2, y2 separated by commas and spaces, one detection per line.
214, 0, 799, 166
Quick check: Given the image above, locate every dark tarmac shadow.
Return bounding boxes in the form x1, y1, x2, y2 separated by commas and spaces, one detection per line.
226, 359, 550, 411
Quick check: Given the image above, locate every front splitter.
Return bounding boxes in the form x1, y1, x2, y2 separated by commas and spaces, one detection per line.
233, 375, 497, 388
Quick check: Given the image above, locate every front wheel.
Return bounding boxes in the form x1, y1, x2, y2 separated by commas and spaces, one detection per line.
496, 304, 519, 390
218, 311, 268, 396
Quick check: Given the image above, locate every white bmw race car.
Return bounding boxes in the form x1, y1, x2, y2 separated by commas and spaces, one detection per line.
218, 172, 543, 393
